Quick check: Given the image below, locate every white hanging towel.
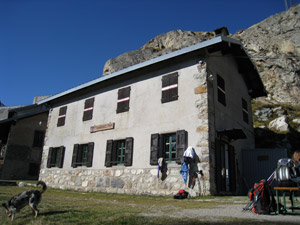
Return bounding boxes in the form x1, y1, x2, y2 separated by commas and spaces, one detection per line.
183, 146, 195, 158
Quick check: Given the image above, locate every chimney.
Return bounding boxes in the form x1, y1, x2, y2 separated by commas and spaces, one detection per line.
214, 27, 229, 37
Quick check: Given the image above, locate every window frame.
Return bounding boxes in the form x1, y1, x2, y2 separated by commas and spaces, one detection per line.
161, 72, 179, 103
47, 146, 65, 168
32, 130, 45, 148
113, 139, 126, 166
82, 97, 94, 121
217, 74, 226, 106
242, 98, 249, 124
117, 87, 131, 113
105, 137, 134, 167
162, 133, 177, 163
150, 130, 187, 165
57, 106, 67, 127
71, 142, 94, 168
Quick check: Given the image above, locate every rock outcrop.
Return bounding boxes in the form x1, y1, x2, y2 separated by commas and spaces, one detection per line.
103, 5, 300, 107
233, 4, 300, 106
101, 5, 300, 151
103, 30, 215, 75
268, 116, 290, 132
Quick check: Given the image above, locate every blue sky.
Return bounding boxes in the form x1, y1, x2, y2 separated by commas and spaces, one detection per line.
0, 0, 294, 106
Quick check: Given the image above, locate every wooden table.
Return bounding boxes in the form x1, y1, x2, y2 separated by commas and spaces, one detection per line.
274, 187, 300, 214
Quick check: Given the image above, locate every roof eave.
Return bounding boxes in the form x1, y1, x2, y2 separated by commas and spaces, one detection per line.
37, 36, 246, 105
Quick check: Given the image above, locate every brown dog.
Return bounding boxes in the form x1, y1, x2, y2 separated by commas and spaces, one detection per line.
2, 181, 47, 221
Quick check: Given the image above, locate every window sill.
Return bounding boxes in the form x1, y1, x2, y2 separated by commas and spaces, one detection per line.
112, 165, 126, 168
166, 163, 180, 168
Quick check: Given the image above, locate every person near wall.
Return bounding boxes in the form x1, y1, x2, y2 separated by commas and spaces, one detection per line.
184, 146, 195, 163
180, 146, 195, 185
291, 150, 300, 186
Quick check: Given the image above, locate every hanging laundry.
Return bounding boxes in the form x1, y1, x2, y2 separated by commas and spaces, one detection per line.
180, 161, 189, 185
183, 146, 195, 159
157, 157, 164, 178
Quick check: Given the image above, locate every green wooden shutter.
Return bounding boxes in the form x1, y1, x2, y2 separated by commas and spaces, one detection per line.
72, 144, 79, 168
228, 145, 236, 192
47, 147, 53, 168
58, 146, 65, 168
150, 133, 160, 165
86, 142, 94, 167
124, 137, 134, 166
105, 140, 113, 167
175, 130, 187, 164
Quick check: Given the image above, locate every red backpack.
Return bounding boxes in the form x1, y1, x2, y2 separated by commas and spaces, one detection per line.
247, 179, 276, 214
173, 189, 188, 199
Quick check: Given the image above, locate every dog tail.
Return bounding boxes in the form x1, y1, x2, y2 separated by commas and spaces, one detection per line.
37, 181, 47, 194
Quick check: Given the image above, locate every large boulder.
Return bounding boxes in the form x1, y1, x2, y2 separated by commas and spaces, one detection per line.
103, 30, 214, 75
268, 116, 289, 132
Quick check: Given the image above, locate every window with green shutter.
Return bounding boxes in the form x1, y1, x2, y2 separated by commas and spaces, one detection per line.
150, 130, 187, 165
116, 140, 126, 166
163, 133, 176, 163
47, 146, 65, 168
71, 142, 94, 168
105, 138, 134, 167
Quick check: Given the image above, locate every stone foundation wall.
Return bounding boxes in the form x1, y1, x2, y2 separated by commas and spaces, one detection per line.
39, 164, 210, 196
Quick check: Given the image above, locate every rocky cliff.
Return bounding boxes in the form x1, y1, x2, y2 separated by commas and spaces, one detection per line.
102, 5, 300, 152
103, 30, 215, 75
103, 4, 300, 107
233, 4, 300, 106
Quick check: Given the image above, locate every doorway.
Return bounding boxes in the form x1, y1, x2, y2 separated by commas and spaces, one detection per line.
215, 140, 236, 193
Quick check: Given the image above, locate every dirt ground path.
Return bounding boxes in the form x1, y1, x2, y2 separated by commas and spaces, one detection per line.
140, 197, 300, 224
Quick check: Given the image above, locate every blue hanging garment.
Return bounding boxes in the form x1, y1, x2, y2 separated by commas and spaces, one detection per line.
157, 158, 164, 178
180, 162, 189, 185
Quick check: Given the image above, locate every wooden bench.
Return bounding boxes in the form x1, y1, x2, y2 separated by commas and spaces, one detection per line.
274, 187, 300, 214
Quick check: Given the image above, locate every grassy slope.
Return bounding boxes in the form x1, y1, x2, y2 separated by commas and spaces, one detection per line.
0, 185, 295, 225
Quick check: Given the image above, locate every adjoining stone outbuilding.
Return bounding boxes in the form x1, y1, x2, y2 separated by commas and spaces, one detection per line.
0, 104, 49, 180
38, 36, 266, 195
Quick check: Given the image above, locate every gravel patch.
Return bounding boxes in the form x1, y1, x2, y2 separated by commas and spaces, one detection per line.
140, 197, 300, 224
